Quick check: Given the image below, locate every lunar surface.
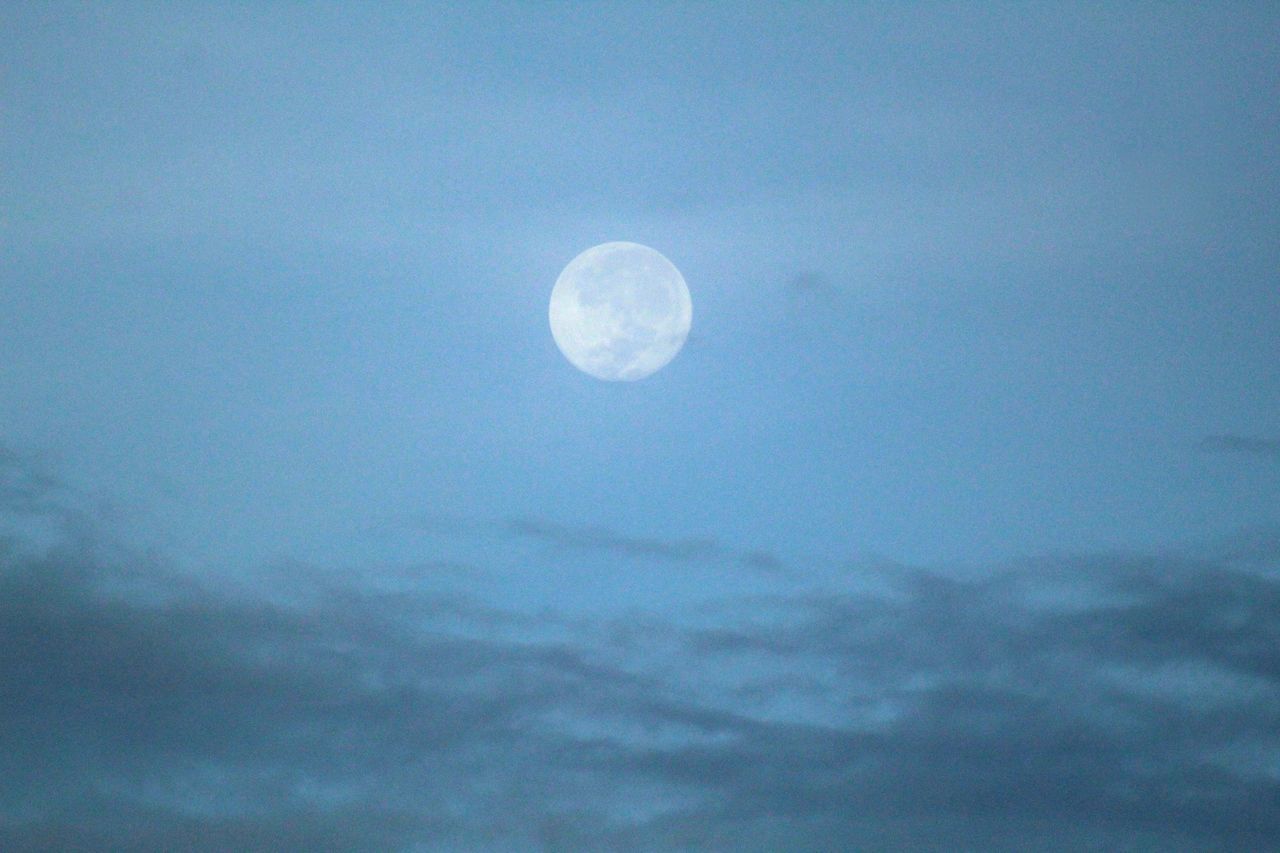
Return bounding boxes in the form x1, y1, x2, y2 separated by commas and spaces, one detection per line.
549, 242, 692, 381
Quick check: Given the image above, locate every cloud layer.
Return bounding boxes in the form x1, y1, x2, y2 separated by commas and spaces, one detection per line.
3, 450, 1279, 850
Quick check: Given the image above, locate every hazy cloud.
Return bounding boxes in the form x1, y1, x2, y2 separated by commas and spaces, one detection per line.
506, 516, 788, 576
3, 458, 1278, 849
1199, 434, 1280, 459
1215, 526, 1280, 566
0, 444, 67, 518
390, 513, 789, 576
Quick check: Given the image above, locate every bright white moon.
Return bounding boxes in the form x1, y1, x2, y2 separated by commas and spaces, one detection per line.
549, 242, 692, 381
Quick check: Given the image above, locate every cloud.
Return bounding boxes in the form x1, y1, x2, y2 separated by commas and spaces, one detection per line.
505, 516, 788, 576
507, 516, 720, 561
1198, 434, 1280, 459
0, 444, 68, 518
1216, 526, 1280, 566
787, 271, 838, 304
389, 512, 789, 576
2, 452, 1279, 849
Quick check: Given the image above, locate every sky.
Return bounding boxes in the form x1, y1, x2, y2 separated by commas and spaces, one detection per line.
2, 2, 1279, 849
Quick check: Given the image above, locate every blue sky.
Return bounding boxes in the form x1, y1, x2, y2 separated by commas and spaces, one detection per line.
3, 3, 1279, 849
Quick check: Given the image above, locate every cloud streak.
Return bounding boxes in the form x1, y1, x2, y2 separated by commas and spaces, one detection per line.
1199, 434, 1280, 459
505, 516, 787, 576
394, 512, 788, 576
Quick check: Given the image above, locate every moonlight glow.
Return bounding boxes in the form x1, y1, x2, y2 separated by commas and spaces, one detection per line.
549, 242, 692, 381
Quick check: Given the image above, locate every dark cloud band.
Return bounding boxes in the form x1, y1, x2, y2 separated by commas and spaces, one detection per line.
3, 459, 1278, 850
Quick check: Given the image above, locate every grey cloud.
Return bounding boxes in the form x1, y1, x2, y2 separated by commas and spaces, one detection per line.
785, 272, 849, 324
0, 547, 710, 851
0, 444, 69, 518
507, 516, 720, 561
3, 458, 1279, 849
1216, 526, 1280, 566
506, 516, 789, 576
388, 512, 788, 575
1199, 434, 1280, 459
787, 271, 837, 303
0, 800, 438, 853
661, 564, 1280, 849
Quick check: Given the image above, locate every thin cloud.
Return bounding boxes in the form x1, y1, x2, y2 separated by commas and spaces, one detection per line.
0, 444, 68, 517
1198, 434, 1280, 459
507, 516, 720, 561
506, 516, 788, 576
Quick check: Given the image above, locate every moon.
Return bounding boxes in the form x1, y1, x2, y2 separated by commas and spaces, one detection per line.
549, 242, 693, 381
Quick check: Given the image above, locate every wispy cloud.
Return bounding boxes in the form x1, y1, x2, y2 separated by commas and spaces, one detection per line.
506, 516, 787, 576
2, 453, 1279, 849
388, 511, 788, 576
0, 444, 68, 518
1199, 434, 1280, 459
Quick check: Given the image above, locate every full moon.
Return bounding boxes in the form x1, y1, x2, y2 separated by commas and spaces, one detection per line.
549, 242, 692, 381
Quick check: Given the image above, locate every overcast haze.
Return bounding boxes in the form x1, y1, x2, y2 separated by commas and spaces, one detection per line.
3, 3, 1279, 850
